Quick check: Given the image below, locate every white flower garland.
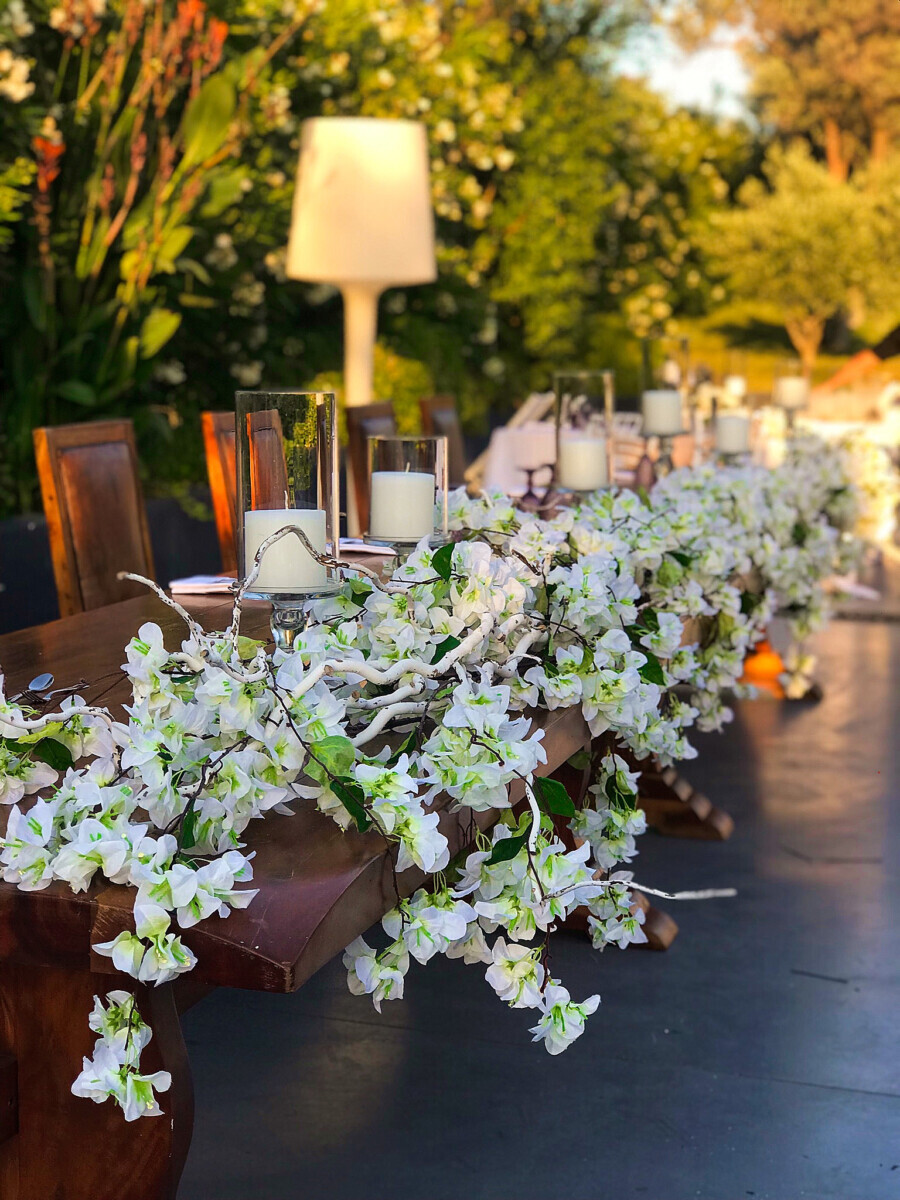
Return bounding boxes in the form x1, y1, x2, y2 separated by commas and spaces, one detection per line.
0, 436, 864, 1117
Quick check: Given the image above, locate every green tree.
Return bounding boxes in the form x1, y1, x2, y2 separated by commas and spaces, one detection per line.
0, 0, 745, 514
703, 142, 899, 372
672, 0, 900, 179
0, 0, 317, 512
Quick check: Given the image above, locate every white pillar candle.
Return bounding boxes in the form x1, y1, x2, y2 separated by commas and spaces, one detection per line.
641, 390, 683, 436
716, 413, 751, 455
773, 376, 809, 409
724, 375, 747, 399
557, 434, 608, 491
369, 470, 435, 541
244, 508, 327, 592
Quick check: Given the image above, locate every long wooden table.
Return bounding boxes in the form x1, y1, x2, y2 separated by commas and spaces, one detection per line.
0, 593, 592, 1200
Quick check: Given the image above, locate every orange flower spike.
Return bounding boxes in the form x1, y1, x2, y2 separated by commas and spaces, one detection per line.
130, 130, 148, 175
33, 136, 66, 193
176, 0, 204, 39
123, 0, 145, 46
204, 18, 228, 73
99, 163, 116, 213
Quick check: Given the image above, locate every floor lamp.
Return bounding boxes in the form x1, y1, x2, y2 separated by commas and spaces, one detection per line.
286, 117, 436, 533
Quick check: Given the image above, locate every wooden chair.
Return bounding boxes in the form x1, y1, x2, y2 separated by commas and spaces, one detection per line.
201, 411, 237, 574
33, 419, 155, 617
345, 401, 397, 535
605, 414, 645, 486
420, 394, 467, 487
202, 409, 294, 573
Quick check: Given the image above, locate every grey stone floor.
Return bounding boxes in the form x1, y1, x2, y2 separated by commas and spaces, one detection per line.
180, 616, 900, 1200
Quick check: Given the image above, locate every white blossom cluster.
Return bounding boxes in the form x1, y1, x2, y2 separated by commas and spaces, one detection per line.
0, 436, 863, 1116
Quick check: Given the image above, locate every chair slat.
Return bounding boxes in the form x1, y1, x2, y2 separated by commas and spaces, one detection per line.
33, 419, 155, 617
420, 394, 467, 487
345, 402, 397, 535
201, 411, 237, 574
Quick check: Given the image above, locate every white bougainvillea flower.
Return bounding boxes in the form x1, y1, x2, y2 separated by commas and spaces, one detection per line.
529, 981, 600, 1054
343, 936, 410, 1012
485, 938, 545, 1008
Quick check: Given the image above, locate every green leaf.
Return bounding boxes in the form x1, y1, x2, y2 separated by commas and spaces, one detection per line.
431, 542, 455, 581
181, 805, 197, 848
178, 257, 213, 286
534, 775, 576, 817
236, 635, 264, 661
740, 590, 761, 616
156, 226, 195, 273
487, 831, 528, 864
386, 728, 418, 767
668, 551, 692, 567
792, 521, 808, 547
638, 607, 660, 633
331, 778, 371, 832
431, 635, 461, 664
604, 775, 635, 812
178, 293, 217, 309
30, 738, 74, 771
139, 308, 181, 359
347, 577, 373, 607
200, 168, 247, 218
119, 249, 142, 283
638, 652, 666, 686
566, 748, 591, 771
637, 486, 652, 509
75, 217, 112, 280
310, 736, 356, 781
181, 74, 236, 169
56, 380, 97, 406
21, 267, 46, 331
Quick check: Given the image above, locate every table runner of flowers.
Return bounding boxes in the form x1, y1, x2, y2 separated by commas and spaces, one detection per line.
0, 434, 877, 1120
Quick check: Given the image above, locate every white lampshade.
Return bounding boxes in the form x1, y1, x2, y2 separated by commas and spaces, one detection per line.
286, 117, 436, 286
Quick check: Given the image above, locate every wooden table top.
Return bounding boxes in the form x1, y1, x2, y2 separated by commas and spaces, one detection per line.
0, 590, 589, 994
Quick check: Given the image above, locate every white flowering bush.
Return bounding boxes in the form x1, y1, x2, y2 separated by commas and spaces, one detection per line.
0, 437, 860, 1118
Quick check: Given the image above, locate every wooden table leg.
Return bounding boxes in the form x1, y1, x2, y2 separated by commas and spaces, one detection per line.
0, 961, 193, 1200
638, 764, 735, 841
548, 756, 679, 951
630, 890, 678, 950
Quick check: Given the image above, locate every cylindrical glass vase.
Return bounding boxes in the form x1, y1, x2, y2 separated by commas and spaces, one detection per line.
715, 410, 752, 461
367, 435, 448, 549
772, 358, 809, 433
553, 370, 614, 494
236, 390, 340, 645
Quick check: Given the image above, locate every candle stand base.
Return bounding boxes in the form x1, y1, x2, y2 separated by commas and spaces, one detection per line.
245, 588, 342, 651
367, 531, 451, 558
656, 435, 677, 477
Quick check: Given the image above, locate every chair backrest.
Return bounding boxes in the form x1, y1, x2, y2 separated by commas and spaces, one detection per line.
613, 412, 644, 438
420, 395, 467, 487
611, 436, 646, 486
201, 411, 237, 573
345, 402, 397, 535
33, 419, 155, 617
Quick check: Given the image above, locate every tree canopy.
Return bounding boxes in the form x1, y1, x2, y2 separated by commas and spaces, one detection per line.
704, 142, 900, 371
672, 0, 900, 177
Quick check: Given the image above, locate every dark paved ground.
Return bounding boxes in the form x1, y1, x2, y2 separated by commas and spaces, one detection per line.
180, 615, 900, 1200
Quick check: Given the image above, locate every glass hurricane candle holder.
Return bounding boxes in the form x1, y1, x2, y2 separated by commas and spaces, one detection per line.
553, 370, 615, 494
772, 358, 810, 434
715, 411, 752, 464
367, 435, 448, 551
236, 390, 341, 649
641, 389, 686, 476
